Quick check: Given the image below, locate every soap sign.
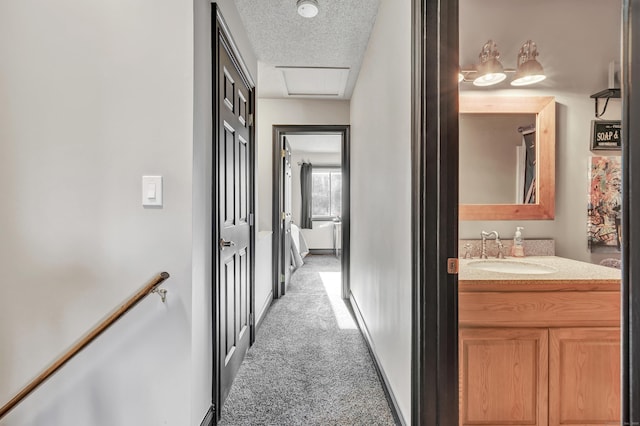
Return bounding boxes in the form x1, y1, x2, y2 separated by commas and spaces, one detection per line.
591, 120, 622, 151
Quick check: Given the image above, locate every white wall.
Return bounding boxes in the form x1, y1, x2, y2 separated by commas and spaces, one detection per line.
0, 0, 194, 424
459, 0, 622, 265
290, 151, 341, 249
349, 0, 412, 421
193, 0, 258, 422
255, 232, 273, 324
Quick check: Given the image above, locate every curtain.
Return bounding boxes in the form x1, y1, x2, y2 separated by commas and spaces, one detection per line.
300, 162, 313, 229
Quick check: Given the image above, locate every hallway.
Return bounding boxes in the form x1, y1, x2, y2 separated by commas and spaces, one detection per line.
219, 255, 396, 425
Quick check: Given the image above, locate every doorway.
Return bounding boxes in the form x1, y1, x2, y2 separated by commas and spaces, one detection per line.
457, 2, 624, 425
272, 125, 350, 301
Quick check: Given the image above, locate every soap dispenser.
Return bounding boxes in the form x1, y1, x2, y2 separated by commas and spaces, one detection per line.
511, 226, 525, 257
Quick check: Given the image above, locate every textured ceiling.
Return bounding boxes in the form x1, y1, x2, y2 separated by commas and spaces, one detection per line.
234, 0, 381, 99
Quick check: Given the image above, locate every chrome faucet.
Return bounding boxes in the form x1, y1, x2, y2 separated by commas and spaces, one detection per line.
481, 230, 504, 259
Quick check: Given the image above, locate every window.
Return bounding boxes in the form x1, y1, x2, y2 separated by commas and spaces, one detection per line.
311, 168, 342, 219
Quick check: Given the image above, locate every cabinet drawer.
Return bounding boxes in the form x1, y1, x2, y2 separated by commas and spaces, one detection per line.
459, 291, 620, 328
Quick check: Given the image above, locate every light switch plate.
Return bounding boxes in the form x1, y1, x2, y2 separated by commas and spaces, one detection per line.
142, 176, 163, 207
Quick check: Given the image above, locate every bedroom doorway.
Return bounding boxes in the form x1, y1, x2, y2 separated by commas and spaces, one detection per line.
271, 125, 350, 301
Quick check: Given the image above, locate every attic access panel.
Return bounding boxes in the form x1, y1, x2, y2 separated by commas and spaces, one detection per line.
277, 66, 350, 97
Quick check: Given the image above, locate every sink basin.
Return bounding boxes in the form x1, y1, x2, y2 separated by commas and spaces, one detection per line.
467, 259, 558, 275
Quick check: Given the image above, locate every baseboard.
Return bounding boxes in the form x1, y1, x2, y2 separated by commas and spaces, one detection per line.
199, 404, 215, 426
308, 249, 335, 255
256, 290, 273, 331
349, 294, 406, 426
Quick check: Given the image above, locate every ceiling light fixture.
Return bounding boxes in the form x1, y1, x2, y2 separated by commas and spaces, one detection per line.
459, 39, 546, 87
297, 0, 319, 18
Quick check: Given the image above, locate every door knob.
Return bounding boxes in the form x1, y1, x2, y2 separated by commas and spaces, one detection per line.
219, 238, 235, 249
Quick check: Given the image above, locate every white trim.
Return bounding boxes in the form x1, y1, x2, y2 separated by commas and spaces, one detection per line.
256, 290, 273, 330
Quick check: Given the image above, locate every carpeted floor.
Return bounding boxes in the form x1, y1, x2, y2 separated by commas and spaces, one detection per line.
219, 254, 396, 426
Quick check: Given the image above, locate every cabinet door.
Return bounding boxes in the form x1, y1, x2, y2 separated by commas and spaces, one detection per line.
549, 328, 620, 426
459, 328, 548, 426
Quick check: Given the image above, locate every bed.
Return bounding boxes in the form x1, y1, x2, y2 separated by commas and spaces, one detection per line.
290, 223, 309, 270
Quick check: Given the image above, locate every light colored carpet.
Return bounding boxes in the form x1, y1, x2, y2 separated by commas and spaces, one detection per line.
219, 254, 396, 426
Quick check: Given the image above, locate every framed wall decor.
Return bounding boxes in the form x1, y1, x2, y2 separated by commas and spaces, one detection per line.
591, 120, 622, 151
588, 156, 622, 252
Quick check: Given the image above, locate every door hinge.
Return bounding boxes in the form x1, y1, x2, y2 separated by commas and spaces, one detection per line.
280, 274, 285, 283
281, 148, 286, 158
249, 213, 254, 226
281, 211, 286, 220
250, 313, 255, 327
447, 258, 459, 275
248, 113, 254, 126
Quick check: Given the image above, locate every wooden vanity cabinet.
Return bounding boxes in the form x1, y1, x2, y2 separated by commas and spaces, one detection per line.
459, 281, 621, 426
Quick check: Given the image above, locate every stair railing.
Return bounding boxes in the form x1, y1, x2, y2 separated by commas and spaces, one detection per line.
0, 271, 170, 420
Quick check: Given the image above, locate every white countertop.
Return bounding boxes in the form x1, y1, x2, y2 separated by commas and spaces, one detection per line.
459, 256, 621, 282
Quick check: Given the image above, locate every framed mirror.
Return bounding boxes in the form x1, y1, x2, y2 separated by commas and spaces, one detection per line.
459, 96, 555, 220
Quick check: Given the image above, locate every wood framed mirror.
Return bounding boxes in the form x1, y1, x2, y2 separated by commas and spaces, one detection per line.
459, 96, 555, 220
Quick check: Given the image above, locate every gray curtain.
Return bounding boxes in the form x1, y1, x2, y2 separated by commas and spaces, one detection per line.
300, 163, 313, 229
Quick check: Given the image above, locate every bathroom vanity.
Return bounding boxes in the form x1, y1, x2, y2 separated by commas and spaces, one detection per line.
458, 256, 621, 426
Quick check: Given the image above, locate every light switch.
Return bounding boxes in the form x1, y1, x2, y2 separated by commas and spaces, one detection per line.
142, 176, 163, 207
147, 183, 156, 199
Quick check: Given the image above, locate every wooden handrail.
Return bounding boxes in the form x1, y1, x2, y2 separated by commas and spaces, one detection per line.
0, 272, 170, 420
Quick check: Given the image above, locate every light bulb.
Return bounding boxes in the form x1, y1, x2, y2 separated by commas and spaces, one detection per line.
297, 0, 319, 18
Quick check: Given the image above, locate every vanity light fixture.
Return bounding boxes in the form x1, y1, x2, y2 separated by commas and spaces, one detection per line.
459, 39, 546, 87
297, 0, 319, 18
511, 40, 546, 86
472, 40, 507, 86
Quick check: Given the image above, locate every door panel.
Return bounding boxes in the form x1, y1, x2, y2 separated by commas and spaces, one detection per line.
238, 91, 247, 126
223, 68, 234, 111
223, 123, 235, 227
218, 38, 252, 408
549, 328, 620, 426
459, 328, 548, 426
223, 255, 236, 363
238, 247, 248, 341
239, 136, 248, 223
